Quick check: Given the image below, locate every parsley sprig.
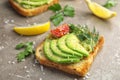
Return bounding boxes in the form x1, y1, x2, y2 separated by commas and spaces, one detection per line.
103, 0, 117, 9
48, 4, 75, 26
16, 42, 34, 62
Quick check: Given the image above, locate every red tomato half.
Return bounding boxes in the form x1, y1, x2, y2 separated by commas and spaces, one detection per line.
51, 24, 70, 38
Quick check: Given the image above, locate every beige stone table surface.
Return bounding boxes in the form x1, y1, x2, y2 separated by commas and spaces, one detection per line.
0, 0, 120, 80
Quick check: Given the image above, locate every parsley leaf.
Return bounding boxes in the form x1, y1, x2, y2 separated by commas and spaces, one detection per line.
50, 12, 64, 26
17, 51, 26, 62
63, 5, 75, 17
25, 46, 33, 53
49, 4, 75, 26
103, 0, 117, 9
15, 43, 25, 49
16, 42, 34, 62
48, 3, 62, 12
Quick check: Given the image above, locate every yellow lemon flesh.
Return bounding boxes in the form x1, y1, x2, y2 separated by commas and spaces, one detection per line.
14, 21, 50, 36
85, 0, 117, 19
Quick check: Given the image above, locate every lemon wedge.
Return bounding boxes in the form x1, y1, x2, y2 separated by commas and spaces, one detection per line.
85, 0, 117, 19
14, 21, 50, 36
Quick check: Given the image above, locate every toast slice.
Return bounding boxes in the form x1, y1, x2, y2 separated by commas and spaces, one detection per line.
9, 0, 59, 16
35, 36, 104, 76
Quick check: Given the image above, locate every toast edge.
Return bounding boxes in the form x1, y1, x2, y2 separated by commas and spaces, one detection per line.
36, 36, 104, 76
9, 0, 59, 16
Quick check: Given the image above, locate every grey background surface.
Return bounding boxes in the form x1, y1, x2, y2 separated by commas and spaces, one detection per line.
0, 0, 120, 80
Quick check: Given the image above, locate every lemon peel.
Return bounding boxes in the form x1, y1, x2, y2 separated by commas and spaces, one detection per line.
85, 0, 117, 19
14, 21, 50, 36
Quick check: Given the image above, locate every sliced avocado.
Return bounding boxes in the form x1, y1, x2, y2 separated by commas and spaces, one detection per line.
50, 40, 78, 58
30, 0, 46, 2
43, 39, 80, 64
20, 1, 47, 6
81, 42, 92, 53
57, 34, 83, 58
16, 0, 53, 9
66, 33, 89, 56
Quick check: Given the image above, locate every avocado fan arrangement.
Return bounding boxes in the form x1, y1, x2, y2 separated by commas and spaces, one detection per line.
42, 24, 99, 64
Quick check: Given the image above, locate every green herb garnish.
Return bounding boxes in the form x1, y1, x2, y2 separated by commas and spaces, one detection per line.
49, 4, 75, 26
50, 12, 64, 26
16, 42, 34, 62
48, 4, 62, 12
69, 24, 99, 52
63, 5, 75, 17
103, 0, 117, 9
16, 43, 25, 49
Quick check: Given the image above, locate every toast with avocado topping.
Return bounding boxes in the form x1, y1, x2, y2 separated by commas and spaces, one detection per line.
35, 24, 104, 76
9, 0, 59, 16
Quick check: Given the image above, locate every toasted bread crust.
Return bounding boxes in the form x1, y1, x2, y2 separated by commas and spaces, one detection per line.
36, 36, 104, 76
9, 0, 59, 16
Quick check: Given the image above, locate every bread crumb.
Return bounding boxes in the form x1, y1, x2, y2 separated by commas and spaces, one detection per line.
12, 61, 15, 64
39, 78, 42, 80
26, 74, 30, 78
8, 61, 11, 64
26, 70, 30, 73
24, 66, 27, 69
0, 46, 4, 50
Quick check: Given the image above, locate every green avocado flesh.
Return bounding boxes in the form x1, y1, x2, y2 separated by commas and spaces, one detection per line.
15, 0, 53, 9
50, 40, 78, 58
57, 34, 83, 58
43, 33, 90, 64
43, 39, 80, 64
66, 34, 89, 56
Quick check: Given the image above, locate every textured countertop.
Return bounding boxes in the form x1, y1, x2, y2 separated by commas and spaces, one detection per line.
0, 0, 120, 80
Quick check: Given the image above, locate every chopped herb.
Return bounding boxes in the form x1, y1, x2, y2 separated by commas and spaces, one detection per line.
48, 3, 62, 12
49, 4, 75, 26
16, 42, 34, 62
103, 0, 117, 9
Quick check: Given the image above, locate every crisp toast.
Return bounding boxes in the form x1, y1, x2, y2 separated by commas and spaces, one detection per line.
9, 0, 59, 16
35, 36, 104, 76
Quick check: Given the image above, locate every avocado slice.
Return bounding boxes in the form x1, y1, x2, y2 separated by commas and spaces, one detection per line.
50, 40, 78, 58
20, 1, 46, 6
16, 0, 53, 9
57, 34, 83, 58
66, 34, 89, 56
43, 39, 80, 64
